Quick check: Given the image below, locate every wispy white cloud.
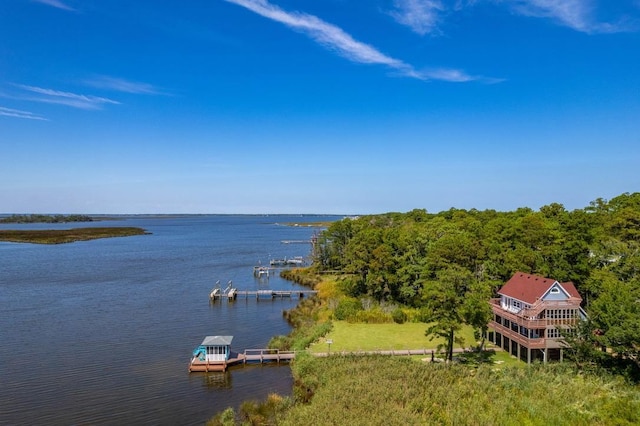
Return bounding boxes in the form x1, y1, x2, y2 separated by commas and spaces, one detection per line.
225, 0, 486, 82
225, 0, 405, 67
506, 0, 634, 33
390, 1, 637, 35
419, 68, 487, 83
16, 85, 120, 110
33, 0, 75, 12
0, 106, 48, 121
389, 0, 446, 35
84, 76, 164, 95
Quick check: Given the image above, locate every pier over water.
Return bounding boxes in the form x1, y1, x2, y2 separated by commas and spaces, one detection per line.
210, 288, 317, 301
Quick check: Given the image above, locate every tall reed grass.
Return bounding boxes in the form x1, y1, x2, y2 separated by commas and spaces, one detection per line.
281, 355, 640, 425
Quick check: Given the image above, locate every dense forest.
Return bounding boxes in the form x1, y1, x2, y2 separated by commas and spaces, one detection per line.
311, 192, 640, 370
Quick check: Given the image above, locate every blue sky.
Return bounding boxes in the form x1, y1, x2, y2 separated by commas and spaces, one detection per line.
1, 0, 639, 214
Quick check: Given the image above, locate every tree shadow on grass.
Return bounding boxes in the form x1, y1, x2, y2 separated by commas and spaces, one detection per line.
454, 348, 497, 366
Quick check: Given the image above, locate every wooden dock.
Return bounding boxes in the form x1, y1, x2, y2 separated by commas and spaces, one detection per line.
189, 347, 479, 372
210, 287, 317, 301
310, 348, 468, 357
189, 349, 297, 372
235, 290, 317, 299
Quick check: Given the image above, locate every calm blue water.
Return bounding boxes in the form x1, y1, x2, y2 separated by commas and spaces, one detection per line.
0, 215, 339, 425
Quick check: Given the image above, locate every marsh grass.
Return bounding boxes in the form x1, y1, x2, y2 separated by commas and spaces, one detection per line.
282, 355, 640, 426
0, 227, 148, 244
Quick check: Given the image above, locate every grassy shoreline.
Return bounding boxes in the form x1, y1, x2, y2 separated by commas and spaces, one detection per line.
0, 227, 149, 244
208, 268, 640, 425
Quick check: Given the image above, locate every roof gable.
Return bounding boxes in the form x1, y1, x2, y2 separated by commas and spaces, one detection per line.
498, 272, 581, 304
560, 281, 582, 299
202, 335, 233, 346
541, 282, 571, 300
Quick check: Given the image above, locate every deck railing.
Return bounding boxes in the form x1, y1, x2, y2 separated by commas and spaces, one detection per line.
243, 349, 296, 362
490, 298, 583, 327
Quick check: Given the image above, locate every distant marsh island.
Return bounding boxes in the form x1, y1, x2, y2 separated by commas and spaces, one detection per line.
0, 214, 95, 224
0, 227, 149, 244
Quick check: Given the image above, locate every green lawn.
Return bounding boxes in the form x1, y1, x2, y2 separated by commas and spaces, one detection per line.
308, 321, 478, 353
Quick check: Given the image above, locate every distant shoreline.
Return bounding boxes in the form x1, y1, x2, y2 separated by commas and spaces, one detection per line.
0, 214, 94, 224
281, 221, 335, 227
0, 227, 149, 244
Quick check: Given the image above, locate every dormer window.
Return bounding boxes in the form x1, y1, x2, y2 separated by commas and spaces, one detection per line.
550, 287, 560, 294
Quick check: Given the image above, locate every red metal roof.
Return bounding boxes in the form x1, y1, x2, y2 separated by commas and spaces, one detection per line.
498, 272, 581, 304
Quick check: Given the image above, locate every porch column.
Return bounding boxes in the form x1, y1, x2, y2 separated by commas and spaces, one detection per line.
527, 347, 531, 364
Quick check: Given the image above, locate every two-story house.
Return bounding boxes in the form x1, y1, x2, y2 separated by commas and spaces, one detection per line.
488, 272, 586, 363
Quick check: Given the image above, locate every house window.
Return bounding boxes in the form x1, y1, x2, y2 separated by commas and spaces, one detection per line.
207, 346, 226, 355
551, 287, 560, 294
547, 328, 561, 338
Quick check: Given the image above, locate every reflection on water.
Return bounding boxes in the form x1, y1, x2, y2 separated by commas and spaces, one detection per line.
0, 215, 337, 425
200, 371, 233, 389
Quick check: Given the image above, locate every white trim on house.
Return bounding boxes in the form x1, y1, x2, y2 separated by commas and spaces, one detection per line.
540, 282, 571, 301
500, 296, 531, 314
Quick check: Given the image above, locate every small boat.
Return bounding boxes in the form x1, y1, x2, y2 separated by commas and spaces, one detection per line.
253, 265, 270, 278
209, 280, 221, 298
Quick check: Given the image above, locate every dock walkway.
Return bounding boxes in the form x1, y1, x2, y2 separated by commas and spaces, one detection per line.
189, 349, 297, 372
311, 348, 469, 357
210, 289, 318, 301
189, 347, 476, 372
236, 290, 317, 299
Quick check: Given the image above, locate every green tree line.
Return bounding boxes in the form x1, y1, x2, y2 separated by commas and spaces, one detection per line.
312, 192, 640, 369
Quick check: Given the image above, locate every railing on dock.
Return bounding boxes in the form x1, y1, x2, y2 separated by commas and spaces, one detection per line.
243, 349, 296, 363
